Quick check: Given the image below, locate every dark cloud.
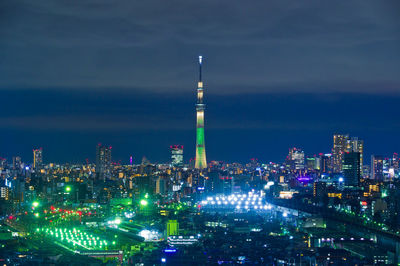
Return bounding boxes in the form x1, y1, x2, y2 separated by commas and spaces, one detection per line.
0, 1, 399, 92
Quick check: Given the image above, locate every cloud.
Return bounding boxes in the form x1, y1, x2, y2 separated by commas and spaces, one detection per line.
0, 1, 399, 93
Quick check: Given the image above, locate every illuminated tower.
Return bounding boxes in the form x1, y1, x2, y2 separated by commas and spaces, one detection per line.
195, 55, 207, 169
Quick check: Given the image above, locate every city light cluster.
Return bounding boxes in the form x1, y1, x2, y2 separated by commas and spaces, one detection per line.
139, 229, 161, 241
200, 193, 272, 210
36, 227, 115, 250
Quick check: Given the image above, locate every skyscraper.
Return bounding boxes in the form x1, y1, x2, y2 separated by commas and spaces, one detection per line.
343, 152, 361, 186
195, 56, 207, 169
332, 134, 349, 173
320, 153, 332, 173
170, 145, 184, 167
287, 147, 305, 170
12, 156, 22, 170
33, 148, 43, 169
371, 155, 384, 181
96, 144, 112, 181
156, 177, 166, 195
347, 137, 364, 170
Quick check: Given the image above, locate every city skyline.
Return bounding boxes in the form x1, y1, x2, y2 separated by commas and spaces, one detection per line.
0, 131, 398, 167
2, 1, 400, 264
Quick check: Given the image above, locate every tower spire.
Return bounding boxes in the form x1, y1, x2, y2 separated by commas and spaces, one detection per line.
199, 55, 202, 82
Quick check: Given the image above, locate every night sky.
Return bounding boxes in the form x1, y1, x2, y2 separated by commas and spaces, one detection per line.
0, 1, 399, 164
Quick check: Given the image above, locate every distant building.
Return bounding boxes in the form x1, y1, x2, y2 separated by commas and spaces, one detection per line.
332, 134, 349, 173
166, 220, 179, 237
313, 181, 327, 199
306, 157, 320, 171
320, 153, 332, 173
12, 156, 22, 170
343, 152, 361, 186
96, 144, 112, 181
288, 148, 305, 170
371, 155, 384, 181
0, 186, 10, 201
221, 175, 234, 195
33, 148, 43, 169
205, 170, 234, 195
156, 177, 166, 195
170, 145, 184, 167
392, 153, 399, 170
363, 165, 371, 179
205, 171, 221, 194
136, 175, 155, 195
347, 137, 364, 170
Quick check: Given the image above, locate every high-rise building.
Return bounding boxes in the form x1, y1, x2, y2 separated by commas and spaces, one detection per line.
347, 137, 364, 169
320, 153, 332, 173
205, 171, 221, 194
195, 56, 207, 169
156, 177, 166, 195
343, 152, 361, 186
96, 144, 112, 181
170, 145, 184, 167
332, 134, 349, 173
288, 148, 305, 170
221, 175, 234, 195
392, 153, 399, 170
306, 157, 320, 171
313, 181, 327, 199
12, 156, 22, 170
371, 155, 384, 180
33, 148, 43, 169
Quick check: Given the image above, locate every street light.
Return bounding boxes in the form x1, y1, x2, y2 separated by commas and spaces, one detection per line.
140, 199, 148, 206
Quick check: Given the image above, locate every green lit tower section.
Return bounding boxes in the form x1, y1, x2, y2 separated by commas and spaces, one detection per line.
195, 55, 207, 169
